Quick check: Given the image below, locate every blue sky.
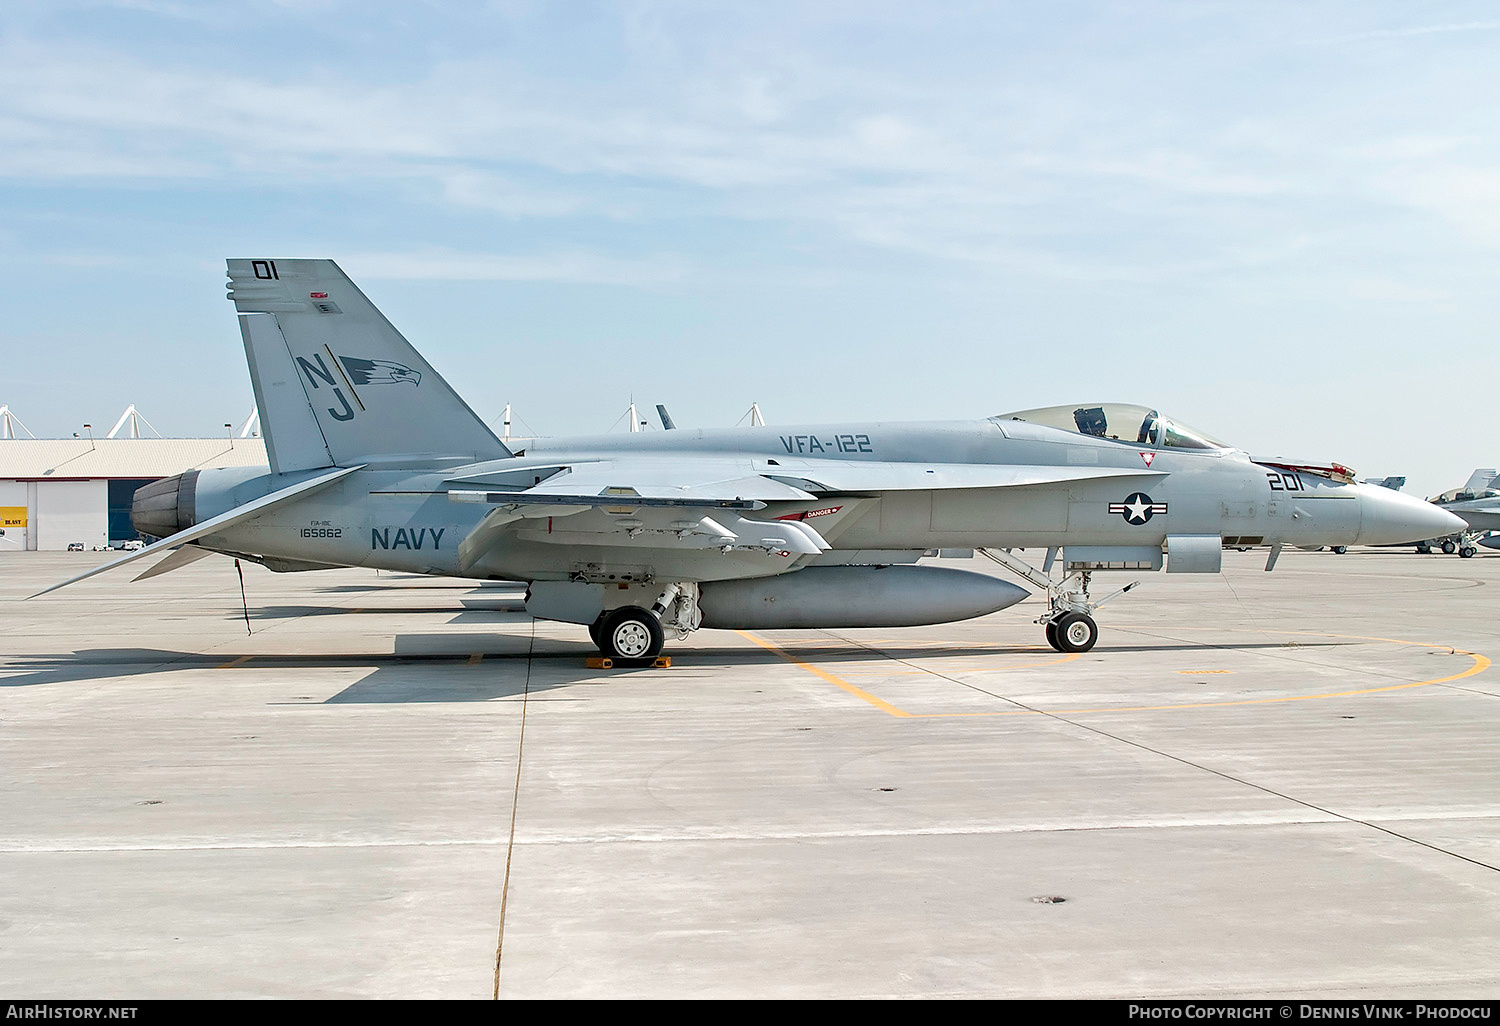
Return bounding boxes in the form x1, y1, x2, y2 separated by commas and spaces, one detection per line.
1, 0, 1497, 497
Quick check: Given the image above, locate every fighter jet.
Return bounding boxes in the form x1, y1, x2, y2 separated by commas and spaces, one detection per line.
34, 259, 1465, 659
1415, 470, 1500, 556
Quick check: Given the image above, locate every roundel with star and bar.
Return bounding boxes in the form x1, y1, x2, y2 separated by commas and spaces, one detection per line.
1110, 491, 1168, 524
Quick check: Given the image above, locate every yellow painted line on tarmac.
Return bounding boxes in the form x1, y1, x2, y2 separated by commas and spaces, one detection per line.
739, 629, 1492, 720
216, 655, 253, 669
736, 630, 913, 717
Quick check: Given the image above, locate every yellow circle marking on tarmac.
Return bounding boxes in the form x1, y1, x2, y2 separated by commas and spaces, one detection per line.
738, 628, 1491, 719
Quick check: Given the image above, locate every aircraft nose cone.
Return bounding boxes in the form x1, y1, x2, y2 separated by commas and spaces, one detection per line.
1356, 485, 1468, 545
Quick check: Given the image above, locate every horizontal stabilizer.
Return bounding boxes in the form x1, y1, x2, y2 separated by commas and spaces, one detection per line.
30, 465, 362, 598
132, 544, 218, 581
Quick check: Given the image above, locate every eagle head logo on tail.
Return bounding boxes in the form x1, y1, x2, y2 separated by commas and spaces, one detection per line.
340, 356, 421, 386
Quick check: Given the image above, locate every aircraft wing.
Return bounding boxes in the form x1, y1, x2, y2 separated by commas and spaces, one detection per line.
445, 462, 830, 573
446, 460, 818, 503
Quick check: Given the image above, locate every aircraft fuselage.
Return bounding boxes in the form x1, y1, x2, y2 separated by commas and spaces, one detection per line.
181, 417, 1397, 583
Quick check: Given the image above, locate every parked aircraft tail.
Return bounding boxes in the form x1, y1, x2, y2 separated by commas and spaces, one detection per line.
228, 259, 510, 472
1460, 468, 1498, 495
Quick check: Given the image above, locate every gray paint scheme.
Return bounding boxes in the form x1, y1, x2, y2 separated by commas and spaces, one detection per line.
37, 259, 1469, 654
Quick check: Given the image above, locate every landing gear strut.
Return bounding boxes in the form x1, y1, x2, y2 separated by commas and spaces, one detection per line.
978, 548, 1138, 653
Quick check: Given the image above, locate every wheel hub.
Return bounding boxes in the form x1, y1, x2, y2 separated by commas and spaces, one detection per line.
613, 622, 652, 657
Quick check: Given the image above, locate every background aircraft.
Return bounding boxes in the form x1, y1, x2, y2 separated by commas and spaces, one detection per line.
34, 260, 1464, 661
1418, 469, 1500, 556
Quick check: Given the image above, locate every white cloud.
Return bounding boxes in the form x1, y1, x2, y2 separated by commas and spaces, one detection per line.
3, 2, 1500, 287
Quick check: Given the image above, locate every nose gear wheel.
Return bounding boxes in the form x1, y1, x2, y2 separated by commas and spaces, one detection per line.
979, 548, 1134, 654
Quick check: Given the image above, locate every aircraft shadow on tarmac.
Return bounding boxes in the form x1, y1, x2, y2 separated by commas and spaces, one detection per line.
0, 632, 1353, 703
237, 598, 527, 621
0, 644, 583, 702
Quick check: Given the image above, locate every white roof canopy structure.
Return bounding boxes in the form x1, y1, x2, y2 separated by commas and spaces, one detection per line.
106, 405, 163, 439
0, 405, 36, 439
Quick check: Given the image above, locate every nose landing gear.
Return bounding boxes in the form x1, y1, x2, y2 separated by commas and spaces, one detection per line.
1046, 611, 1099, 653
978, 548, 1138, 653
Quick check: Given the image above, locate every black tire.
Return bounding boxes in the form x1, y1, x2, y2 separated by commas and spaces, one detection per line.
588, 618, 607, 652
1044, 621, 1061, 652
1332, 546, 1347, 555
1053, 612, 1098, 653
1460, 546, 1476, 559
1416, 542, 1431, 554
600, 606, 665, 661
1442, 540, 1457, 555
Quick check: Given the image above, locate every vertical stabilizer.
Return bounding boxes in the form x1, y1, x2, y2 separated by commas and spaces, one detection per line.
239, 313, 334, 474
1461, 468, 1499, 494
227, 259, 510, 467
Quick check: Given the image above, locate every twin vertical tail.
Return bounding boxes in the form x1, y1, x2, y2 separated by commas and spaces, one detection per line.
228, 258, 510, 474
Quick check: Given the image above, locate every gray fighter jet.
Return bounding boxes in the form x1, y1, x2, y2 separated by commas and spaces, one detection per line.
35, 259, 1464, 658
1417, 470, 1500, 556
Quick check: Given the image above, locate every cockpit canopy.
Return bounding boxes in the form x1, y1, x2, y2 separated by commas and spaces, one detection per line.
1434, 486, 1500, 504
994, 403, 1230, 451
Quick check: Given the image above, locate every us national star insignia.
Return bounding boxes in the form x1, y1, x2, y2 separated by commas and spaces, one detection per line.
1109, 492, 1168, 524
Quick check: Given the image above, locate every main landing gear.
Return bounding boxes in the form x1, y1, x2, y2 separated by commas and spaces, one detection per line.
591, 606, 665, 661
978, 548, 1139, 653
587, 583, 702, 662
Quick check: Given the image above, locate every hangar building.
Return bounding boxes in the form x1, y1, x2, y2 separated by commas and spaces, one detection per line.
0, 438, 268, 551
